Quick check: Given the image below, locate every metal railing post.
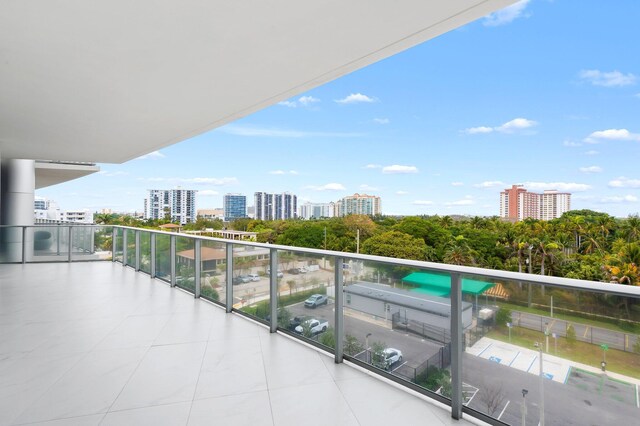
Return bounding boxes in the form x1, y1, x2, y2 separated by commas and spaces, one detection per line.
68, 226, 73, 262
334, 256, 344, 363
269, 248, 278, 333
194, 239, 201, 298
135, 230, 141, 271
450, 272, 463, 420
122, 228, 128, 266
21, 226, 26, 264
150, 233, 156, 278
57, 225, 61, 255
170, 235, 176, 287
225, 243, 234, 312
112, 228, 117, 262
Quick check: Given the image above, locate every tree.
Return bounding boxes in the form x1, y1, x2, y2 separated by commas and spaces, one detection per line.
566, 323, 576, 347
286, 280, 297, 296
370, 341, 388, 367
344, 335, 364, 356
477, 381, 506, 416
495, 307, 512, 328
361, 231, 427, 261
319, 327, 336, 348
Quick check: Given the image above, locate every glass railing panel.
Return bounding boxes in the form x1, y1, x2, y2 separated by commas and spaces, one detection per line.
69, 225, 100, 261
278, 250, 334, 351
234, 244, 271, 322
343, 261, 451, 399
460, 273, 640, 425
0, 226, 26, 263
175, 236, 195, 293
93, 226, 113, 260
139, 231, 151, 274
201, 239, 227, 306
124, 229, 135, 267
30, 225, 69, 261
155, 233, 171, 282
114, 227, 123, 263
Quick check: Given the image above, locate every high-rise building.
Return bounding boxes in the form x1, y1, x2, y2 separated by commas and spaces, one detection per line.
500, 185, 571, 221
299, 202, 336, 219
144, 188, 196, 224
223, 193, 246, 221
337, 193, 381, 216
254, 192, 297, 220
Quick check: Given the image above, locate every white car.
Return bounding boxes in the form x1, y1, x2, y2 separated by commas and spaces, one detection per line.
248, 274, 260, 281
374, 348, 403, 371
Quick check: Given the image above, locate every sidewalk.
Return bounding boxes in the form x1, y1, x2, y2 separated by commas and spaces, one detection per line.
467, 337, 640, 387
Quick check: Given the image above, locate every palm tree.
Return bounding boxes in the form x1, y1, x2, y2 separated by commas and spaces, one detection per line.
622, 215, 640, 242
444, 236, 477, 266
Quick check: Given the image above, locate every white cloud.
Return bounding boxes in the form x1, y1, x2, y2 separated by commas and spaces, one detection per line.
483, 0, 531, 27
524, 181, 591, 192
412, 200, 433, 205
98, 171, 129, 177
136, 150, 165, 160
473, 181, 506, 189
463, 118, 537, 135
373, 118, 390, 125
363, 164, 382, 169
496, 118, 537, 133
445, 199, 475, 206
269, 170, 298, 175
608, 177, 640, 188
584, 128, 640, 143
584, 150, 599, 155
335, 93, 376, 104
579, 69, 637, 87
306, 183, 346, 191
298, 96, 320, 106
220, 126, 361, 138
278, 96, 320, 108
382, 165, 418, 174
563, 140, 582, 147
451, 182, 464, 187
396, 191, 409, 195
198, 190, 219, 196
359, 184, 379, 191
579, 166, 603, 173
598, 195, 638, 204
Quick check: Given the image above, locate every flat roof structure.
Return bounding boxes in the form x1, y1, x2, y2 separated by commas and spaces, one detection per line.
403, 272, 495, 297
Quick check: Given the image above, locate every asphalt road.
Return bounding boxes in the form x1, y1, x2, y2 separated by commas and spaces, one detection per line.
462, 354, 639, 426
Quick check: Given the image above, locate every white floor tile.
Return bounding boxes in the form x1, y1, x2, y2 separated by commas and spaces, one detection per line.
101, 402, 191, 426
188, 392, 273, 426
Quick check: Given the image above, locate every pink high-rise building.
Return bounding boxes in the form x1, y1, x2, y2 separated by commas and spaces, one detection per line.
500, 185, 571, 221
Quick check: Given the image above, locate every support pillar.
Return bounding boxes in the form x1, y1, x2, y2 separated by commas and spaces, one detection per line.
0, 159, 35, 262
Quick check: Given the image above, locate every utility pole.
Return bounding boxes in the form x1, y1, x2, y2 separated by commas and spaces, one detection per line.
535, 342, 545, 426
356, 228, 360, 253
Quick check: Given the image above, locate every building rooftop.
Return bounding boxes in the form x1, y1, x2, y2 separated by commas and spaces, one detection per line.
0, 262, 479, 426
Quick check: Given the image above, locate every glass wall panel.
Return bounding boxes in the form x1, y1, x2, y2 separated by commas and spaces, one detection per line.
342, 261, 450, 399
0, 226, 26, 263
114, 227, 123, 263
124, 229, 135, 267
234, 244, 271, 322
460, 274, 640, 425
201, 239, 227, 305
278, 250, 334, 351
93, 226, 113, 260
175, 236, 195, 293
139, 231, 151, 274
30, 225, 69, 261
155, 233, 171, 282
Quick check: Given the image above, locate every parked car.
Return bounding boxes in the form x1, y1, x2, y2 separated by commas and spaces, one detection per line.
232, 275, 251, 285
294, 318, 328, 336
297, 266, 308, 273
373, 348, 403, 371
306, 265, 320, 272
287, 268, 300, 275
288, 315, 310, 331
304, 294, 328, 308
248, 273, 260, 281
266, 268, 284, 278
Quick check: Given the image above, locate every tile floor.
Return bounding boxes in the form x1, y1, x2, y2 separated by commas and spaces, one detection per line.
0, 262, 482, 426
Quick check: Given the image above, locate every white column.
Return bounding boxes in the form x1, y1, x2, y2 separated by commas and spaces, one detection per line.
1, 159, 35, 262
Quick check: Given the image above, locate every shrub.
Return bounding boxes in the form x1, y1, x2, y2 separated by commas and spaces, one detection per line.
495, 307, 512, 328
566, 323, 576, 347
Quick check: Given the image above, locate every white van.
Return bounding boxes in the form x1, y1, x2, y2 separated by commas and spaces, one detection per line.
248, 273, 260, 281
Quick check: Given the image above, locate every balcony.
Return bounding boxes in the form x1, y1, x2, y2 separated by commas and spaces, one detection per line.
1, 225, 640, 426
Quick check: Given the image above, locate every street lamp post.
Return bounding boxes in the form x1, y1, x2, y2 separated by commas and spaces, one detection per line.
521, 389, 528, 426
365, 333, 372, 363
534, 342, 545, 426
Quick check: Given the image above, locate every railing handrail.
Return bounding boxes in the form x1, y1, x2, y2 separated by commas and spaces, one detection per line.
105, 224, 640, 298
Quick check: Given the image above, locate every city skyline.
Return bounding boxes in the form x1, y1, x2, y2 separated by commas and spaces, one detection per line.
36, 1, 640, 218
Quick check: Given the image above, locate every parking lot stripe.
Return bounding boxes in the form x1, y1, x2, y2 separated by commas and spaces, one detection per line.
392, 361, 408, 372
497, 400, 510, 420
583, 326, 590, 338
477, 343, 493, 357
526, 355, 537, 373
636, 384, 639, 408
509, 351, 520, 367
564, 366, 572, 384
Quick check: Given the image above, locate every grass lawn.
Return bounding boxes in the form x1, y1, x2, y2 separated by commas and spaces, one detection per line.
495, 301, 640, 334
487, 326, 640, 379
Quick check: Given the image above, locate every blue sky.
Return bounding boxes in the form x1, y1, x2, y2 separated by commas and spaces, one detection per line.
40, 0, 640, 218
